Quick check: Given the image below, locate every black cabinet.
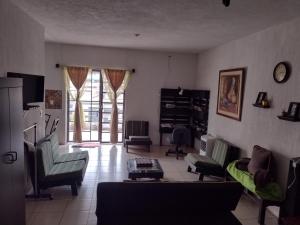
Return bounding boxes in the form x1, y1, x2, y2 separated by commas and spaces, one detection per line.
0, 78, 25, 225
159, 88, 209, 146
280, 157, 300, 218
190, 90, 210, 140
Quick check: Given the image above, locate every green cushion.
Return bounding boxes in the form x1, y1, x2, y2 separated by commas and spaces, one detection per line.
49, 160, 85, 175
185, 153, 218, 167
49, 132, 59, 151
37, 141, 54, 176
45, 160, 86, 182
42, 132, 89, 164
227, 161, 283, 201
54, 151, 89, 163
212, 140, 228, 167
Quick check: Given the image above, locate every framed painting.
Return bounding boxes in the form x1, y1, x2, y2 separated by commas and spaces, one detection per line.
217, 68, 245, 121
45, 89, 62, 109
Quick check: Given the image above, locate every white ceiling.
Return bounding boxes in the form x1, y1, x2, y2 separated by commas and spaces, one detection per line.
12, 0, 300, 53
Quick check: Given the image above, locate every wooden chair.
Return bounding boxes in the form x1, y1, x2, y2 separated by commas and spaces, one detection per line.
124, 121, 152, 153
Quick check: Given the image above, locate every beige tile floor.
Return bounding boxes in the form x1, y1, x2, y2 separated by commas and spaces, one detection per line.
26, 144, 279, 225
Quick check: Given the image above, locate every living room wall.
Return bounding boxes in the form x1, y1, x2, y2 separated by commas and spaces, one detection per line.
0, 0, 45, 192
45, 43, 197, 144
196, 17, 300, 191
0, 0, 45, 139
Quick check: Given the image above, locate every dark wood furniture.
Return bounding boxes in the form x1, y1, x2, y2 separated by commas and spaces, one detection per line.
0, 78, 25, 225
191, 90, 210, 140
127, 158, 164, 180
280, 157, 300, 220
159, 88, 209, 146
124, 121, 152, 152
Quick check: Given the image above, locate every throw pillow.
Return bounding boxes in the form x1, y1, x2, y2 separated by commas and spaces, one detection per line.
248, 145, 272, 175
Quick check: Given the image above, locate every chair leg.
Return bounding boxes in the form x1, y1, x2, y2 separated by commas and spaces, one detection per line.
258, 200, 267, 225
148, 145, 150, 152
199, 174, 204, 181
126, 145, 128, 153
71, 183, 78, 196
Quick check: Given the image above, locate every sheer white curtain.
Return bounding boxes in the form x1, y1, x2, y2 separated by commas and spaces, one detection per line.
64, 67, 91, 142
101, 69, 131, 143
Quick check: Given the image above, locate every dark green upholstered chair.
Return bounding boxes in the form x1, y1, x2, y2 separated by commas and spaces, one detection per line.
35, 132, 89, 196
43, 132, 89, 163
36, 141, 87, 196
185, 139, 239, 181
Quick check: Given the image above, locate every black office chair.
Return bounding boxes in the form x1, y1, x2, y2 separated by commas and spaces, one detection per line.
165, 127, 190, 159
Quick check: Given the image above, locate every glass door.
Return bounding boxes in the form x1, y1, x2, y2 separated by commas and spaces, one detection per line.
67, 70, 125, 143
67, 71, 101, 142
100, 74, 124, 143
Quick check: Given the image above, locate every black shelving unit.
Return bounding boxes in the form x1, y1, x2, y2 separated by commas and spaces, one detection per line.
159, 88, 209, 146
191, 90, 210, 140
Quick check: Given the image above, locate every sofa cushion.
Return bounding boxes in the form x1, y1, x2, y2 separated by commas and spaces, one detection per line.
54, 151, 89, 163
42, 160, 85, 183
37, 141, 55, 177
48, 160, 85, 175
248, 145, 272, 175
125, 139, 152, 145
212, 139, 229, 167
129, 136, 151, 141
185, 153, 218, 167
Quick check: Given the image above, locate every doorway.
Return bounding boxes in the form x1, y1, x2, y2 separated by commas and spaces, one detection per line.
67, 70, 124, 143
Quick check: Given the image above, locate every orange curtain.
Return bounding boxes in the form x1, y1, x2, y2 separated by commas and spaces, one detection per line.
67, 66, 89, 142
105, 69, 126, 144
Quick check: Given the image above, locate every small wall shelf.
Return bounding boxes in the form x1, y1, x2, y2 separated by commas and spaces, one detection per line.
277, 116, 300, 122
253, 103, 270, 109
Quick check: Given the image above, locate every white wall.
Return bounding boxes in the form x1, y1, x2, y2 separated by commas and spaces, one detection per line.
0, 0, 45, 140
0, 0, 45, 192
196, 17, 300, 192
45, 43, 198, 144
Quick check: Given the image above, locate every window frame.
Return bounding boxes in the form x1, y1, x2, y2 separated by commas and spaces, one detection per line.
67, 70, 125, 143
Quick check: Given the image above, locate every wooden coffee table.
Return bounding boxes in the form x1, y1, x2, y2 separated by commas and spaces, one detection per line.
127, 158, 164, 180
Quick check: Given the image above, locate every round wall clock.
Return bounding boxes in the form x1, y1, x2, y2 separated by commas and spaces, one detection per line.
273, 62, 290, 83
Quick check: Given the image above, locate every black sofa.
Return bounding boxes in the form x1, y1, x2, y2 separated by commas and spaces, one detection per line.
96, 181, 243, 225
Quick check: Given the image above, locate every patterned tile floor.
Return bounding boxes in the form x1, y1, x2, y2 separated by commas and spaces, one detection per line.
26, 144, 279, 225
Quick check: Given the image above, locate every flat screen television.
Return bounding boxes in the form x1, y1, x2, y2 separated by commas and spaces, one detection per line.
7, 72, 45, 110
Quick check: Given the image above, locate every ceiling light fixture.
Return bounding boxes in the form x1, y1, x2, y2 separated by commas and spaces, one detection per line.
223, 0, 230, 7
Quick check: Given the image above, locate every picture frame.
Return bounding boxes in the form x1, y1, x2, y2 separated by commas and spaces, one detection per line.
45, 89, 62, 109
217, 68, 245, 121
255, 92, 267, 105
287, 102, 300, 118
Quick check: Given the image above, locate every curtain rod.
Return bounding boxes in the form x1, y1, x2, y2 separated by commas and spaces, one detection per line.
55, 64, 135, 74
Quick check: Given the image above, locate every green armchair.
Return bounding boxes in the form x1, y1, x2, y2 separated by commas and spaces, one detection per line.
185, 139, 239, 181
